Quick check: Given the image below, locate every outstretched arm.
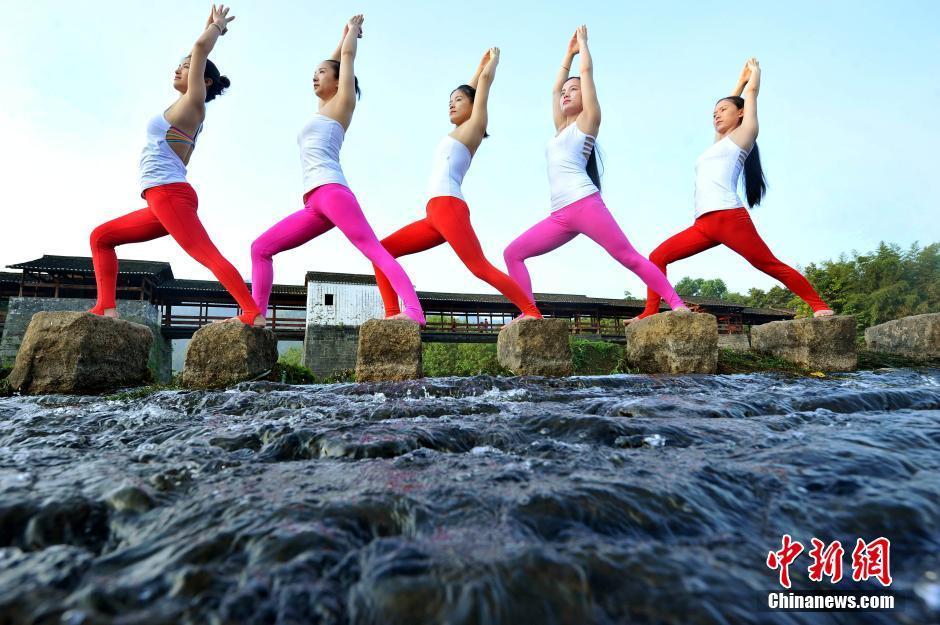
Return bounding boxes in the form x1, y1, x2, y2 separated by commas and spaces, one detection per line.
574, 25, 600, 135
552, 31, 579, 129
731, 58, 760, 149
182, 5, 235, 112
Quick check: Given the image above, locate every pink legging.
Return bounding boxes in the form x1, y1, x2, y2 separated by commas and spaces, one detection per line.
250, 183, 425, 324
504, 192, 685, 309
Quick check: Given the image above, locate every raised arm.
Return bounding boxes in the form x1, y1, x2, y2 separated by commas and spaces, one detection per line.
330, 19, 362, 62
455, 48, 499, 151
730, 60, 750, 97
468, 49, 490, 90
180, 5, 235, 116
573, 25, 600, 136
323, 14, 363, 128
552, 31, 579, 129
731, 57, 760, 150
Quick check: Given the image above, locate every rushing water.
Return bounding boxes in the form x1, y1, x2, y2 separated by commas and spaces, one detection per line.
1, 369, 939, 625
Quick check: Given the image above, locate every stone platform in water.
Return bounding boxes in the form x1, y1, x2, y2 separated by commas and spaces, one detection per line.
8, 311, 153, 395
623, 309, 718, 374
497, 318, 572, 376
355, 318, 423, 382
864, 313, 940, 360
751, 315, 857, 371
179, 320, 278, 389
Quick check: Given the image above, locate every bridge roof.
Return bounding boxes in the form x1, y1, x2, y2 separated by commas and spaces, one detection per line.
9, 255, 174, 281
305, 270, 793, 318
0, 272, 21, 284
156, 279, 306, 297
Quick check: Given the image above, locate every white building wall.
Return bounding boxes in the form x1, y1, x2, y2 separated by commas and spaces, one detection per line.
306, 281, 385, 326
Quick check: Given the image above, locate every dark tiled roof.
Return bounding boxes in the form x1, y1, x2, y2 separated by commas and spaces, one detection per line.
306, 271, 377, 286
0, 272, 21, 284
9, 255, 173, 279
156, 279, 306, 296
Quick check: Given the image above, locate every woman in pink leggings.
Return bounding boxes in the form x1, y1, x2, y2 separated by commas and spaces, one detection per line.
503, 26, 686, 316
250, 15, 425, 324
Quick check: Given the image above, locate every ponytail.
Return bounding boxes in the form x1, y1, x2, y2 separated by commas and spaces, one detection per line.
743, 143, 767, 207
586, 146, 602, 191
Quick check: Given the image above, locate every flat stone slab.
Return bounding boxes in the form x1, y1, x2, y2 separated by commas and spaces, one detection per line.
355, 319, 422, 382
751, 315, 857, 371
497, 318, 572, 377
8, 311, 153, 395
179, 320, 278, 389
864, 313, 940, 360
623, 310, 718, 374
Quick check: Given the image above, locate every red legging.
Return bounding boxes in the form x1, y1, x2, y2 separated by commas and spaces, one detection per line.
89, 182, 261, 323
375, 196, 541, 317
641, 207, 829, 318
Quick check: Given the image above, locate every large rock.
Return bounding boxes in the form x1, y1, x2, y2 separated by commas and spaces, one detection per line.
623, 310, 718, 374
8, 312, 153, 394
751, 315, 857, 371
864, 313, 940, 360
179, 320, 278, 389
355, 319, 422, 382
497, 318, 572, 377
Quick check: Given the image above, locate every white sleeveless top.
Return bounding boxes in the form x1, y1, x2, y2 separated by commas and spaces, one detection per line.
138, 113, 200, 194
426, 135, 472, 202
546, 123, 599, 211
693, 136, 750, 218
298, 113, 348, 194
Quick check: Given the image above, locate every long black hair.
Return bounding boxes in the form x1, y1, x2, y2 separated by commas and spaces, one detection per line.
718, 96, 766, 207
324, 59, 361, 99
564, 76, 602, 190
451, 84, 488, 138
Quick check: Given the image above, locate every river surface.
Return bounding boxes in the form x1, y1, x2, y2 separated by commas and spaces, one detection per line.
1, 369, 939, 625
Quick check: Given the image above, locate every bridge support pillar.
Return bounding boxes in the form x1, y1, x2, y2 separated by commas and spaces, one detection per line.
303, 324, 360, 380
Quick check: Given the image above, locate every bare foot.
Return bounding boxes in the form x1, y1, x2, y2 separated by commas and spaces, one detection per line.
220, 314, 267, 327
813, 309, 835, 318
502, 314, 540, 329
103, 308, 120, 319
672, 306, 691, 313
623, 317, 640, 326
387, 312, 418, 324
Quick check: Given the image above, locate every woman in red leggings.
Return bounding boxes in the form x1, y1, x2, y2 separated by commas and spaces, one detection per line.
373, 48, 542, 322
88, 5, 264, 326
638, 58, 833, 320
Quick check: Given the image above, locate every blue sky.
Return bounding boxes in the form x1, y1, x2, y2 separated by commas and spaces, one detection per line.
1, 1, 938, 300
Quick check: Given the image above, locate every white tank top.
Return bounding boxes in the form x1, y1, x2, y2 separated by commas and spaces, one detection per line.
693, 136, 750, 218
298, 113, 348, 194
426, 135, 472, 202
546, 123, 599, 211
138, 113, 200, 195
